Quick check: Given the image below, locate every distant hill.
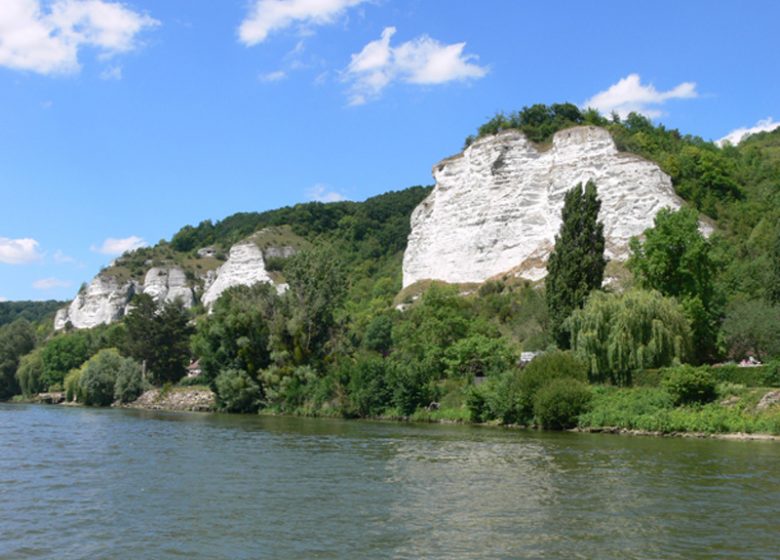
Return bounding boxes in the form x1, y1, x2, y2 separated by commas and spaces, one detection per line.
0, 300, 67, 327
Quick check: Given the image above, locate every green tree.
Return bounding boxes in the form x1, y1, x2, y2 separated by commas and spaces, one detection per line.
769, 222, 780, 305
122, 295, 194, 385
628, 207, 716, 362
16, 348, 44, 397
77, 348, 141, 406
283, 245, 347, 363
546, 181, 606, 347
720, 299, 780, 360
0, 319, 36, 399
40, 331, 92, 389
567, 290, 691, 385
191, 283, 277, 384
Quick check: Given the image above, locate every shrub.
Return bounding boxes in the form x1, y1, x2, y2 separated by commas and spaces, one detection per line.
661, 365, 717, 406
214, 368, 261, 413
533, 378, 592, 429
114, 362, 146, 404
16, 349, 44, 397
344, 353, 392, 417
77, 348, 140, 406
64, 368, 82, 402
515, 350, 588, 421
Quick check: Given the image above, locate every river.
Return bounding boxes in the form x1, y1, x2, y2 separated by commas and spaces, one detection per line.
1, 403, 778, 559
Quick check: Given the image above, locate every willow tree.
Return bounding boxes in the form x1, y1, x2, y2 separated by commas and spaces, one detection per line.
566, 289, 691, 385
546, 181, 606, 348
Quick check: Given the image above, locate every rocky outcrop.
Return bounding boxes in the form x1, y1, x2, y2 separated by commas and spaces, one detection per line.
201, 242, 276, 308
123, 387, 215, 412
403, 126, 707, 287
55, 239, 291, 330
54, 275, 137, 330
142, 267, 194, 308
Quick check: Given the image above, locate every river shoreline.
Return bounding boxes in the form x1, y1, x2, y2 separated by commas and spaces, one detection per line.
12, 388, 780, 442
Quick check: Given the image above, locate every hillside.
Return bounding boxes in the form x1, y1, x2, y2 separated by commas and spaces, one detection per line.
3, 105, 779, 433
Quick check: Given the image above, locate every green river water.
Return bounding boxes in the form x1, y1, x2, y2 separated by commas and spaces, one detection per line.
1, 403, 778, 559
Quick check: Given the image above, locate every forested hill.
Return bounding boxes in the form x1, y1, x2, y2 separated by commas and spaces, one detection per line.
0, 301, 66, 328
3, 105, 780, 435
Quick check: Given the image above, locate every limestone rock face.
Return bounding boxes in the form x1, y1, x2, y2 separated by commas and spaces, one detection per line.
201, 242, 274, 308
403, 126, 699, 287
53, 275, 137, 330
142, 267, 194, 308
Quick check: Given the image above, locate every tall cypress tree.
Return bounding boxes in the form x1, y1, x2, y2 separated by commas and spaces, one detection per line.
546, 180, 606, 348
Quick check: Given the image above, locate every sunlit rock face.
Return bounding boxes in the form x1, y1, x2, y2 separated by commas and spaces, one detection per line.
201, 242, 274, 308
142, 267, 194, 308
403, 126, 696, 287
54, 275, 137, 330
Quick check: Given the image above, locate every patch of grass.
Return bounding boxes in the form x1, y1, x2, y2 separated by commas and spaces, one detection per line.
579, 384, 780, 434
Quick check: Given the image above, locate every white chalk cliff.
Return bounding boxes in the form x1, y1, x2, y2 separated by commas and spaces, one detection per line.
142, 267, 194, 308
54, 275, 137, 330
55, 241, 287, 330
403, 126, 700, 287
201, 242, 275, 308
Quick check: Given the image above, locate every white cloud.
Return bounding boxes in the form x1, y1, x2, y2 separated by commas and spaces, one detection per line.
259, 69, 287, 82
53, 249, 76, 264
0, 0, 159, 75
91, 235, 146, 255
346, 27, 487, 105
0, 296, 7, 302
583, 74, 698, 119
33, 277, 71, 290
239, 0, 366, 46
306, 184, 347, 202
100, 64, 122, 80
0, 237, 42, 264
717, 117, 780, 147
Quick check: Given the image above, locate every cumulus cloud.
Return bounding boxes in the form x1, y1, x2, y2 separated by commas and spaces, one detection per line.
0, 296, 7, 302
0, 0, 159, 75
306, 184, 347, 202
0, 237, 42, 264
33, 277, 71, 290
91, 235, 146, 255
583, 74, 698, 119
239, 0, 366, 46
346, 27, 488, 105
717, 117, 780, 147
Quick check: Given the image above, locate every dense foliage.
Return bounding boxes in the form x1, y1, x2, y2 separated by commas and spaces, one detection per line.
567, 290, 691, 385
0, 300, 65, 328
546, 181, 606, 347
2, 106, 779, 435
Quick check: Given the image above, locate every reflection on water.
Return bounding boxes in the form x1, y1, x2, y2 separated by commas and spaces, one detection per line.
1, 404, 778, 559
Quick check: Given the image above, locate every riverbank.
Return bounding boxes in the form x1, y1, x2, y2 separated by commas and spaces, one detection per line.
19, 382, 780, 441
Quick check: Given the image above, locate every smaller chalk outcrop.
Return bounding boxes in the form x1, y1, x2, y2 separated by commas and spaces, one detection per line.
54, 275, 137, 330
142, 267, 195, 308
201, 242, 275, 308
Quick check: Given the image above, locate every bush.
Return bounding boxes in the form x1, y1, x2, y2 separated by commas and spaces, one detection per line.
214, 368, 261, 413
114, 362, 146, 404
16, 349, 44, 397
64, 368, 82, 402
533, 379, 592, 429
77, 348, 141, 406
661, 365, 717, 406
515, 350, 588, 421
344, 353, 392, 417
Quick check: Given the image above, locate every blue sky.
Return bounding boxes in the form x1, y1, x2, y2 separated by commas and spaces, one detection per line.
1, 0, 778, 301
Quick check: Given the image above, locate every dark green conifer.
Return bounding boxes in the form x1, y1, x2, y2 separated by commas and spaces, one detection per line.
546, 181, 606, 348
